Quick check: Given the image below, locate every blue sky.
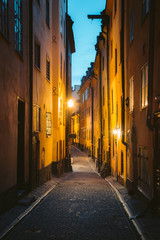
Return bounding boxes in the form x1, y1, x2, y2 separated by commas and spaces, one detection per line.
68, 0, 106, 86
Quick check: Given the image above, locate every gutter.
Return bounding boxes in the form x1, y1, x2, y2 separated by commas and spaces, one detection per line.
29, 0, 33, 189
121, 0, 128, 148
147, 0, 155, 131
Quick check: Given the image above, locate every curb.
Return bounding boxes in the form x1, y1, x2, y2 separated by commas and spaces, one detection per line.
105, 179, 148, 240
0, 184, 57, 239
88, 158, 148, 240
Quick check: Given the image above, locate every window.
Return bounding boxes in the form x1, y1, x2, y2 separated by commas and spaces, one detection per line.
130, 8, 134, 43
14, 0, 23, 55
46, 0, 50, 27
129, 76, 134, 112
111, 40, 113, 59
103, 119, 105, 136
102, 56, 104, 71
114, 0, 117, 15
115, 48, 117, 74
46, 112, 52, 136
103, 86, 105, 106
46, 57, 50, 81
35, 40, 40, 69
111, 89, 114, 113
60, 6, 63, 35
141, 63, 148, 108
33, 105, 40, 132
0, 0, 9, 39
60, 53, 62, 79
142, 0, 149, 21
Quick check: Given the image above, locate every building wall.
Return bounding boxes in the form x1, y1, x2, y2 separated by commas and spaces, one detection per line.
32, 0, 53, 184
0, 0, 30, 212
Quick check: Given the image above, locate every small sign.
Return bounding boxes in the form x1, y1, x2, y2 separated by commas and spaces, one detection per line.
68, 133, 76, 139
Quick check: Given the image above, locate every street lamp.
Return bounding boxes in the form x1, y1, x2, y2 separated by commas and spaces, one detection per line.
68, 99, 74, 108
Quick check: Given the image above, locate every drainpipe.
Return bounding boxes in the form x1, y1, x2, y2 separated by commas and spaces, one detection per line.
106, 16, 111, 171
121, 0, 128, 148
147, 0, 155, 131
99, 51, 103, 168
91, 86, 94, 158
29, 0, 33, 190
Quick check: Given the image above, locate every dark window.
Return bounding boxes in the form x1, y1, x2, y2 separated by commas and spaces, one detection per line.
60, 52, 62, 79
46, 0, 50, 27
46, 57, 50, 81
0, 0, 9, 39
14, 0, 23, 55
142, 0, 149, 21
114, 0, 117, 15
111, 40, 113, 59
103, 86, 105, 106
35, 40, 40, 69
130, 8, 134, 43
115, 48, 117, 74
102, 56, 104, 71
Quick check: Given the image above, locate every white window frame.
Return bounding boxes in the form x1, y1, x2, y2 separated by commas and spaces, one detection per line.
141, 63, 148, 109
129, 76, 134, 112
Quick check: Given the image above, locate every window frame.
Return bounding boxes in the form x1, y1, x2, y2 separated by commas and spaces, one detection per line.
141, 62, 148, 109
34, 39, 41, 70
46, 112, 52, 137
14, 0, 23, 56
0, 0, 9, 39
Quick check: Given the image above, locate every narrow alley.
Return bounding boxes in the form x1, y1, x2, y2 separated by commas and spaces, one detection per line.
1, 146, 139, 240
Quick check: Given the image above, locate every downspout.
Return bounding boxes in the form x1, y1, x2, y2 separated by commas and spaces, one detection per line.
29, 0, 33, 189
91, 86, 94, 158
121, 0, 128, 148
99, 51, 103, 167
147, 0, 155, 131
106, 17, 111, 171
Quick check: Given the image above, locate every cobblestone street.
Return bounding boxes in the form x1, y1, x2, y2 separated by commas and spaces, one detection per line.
2, 146, 140, 240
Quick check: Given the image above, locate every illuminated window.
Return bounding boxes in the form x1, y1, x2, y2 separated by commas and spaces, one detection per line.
0, 0, 9, 39
130, 8, 134, 43
14, 0, 23, 55
46, 57, 50, 81
35, 40, 40, 70
33, 105, 40, 132
46, 0, 50, 27
46, 112, 52, 136
141, 63, 148, 108
129, 76, 134, 112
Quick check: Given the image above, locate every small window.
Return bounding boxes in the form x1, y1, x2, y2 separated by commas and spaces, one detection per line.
60, 53, 62, 79
129, 76, 134, 112
115, 48, 117, 74
103, 86, 105, 106
114, 0, 117, 15
14, 0, 23, 55
60, 6, 63, 35
111, 40, 113, 59
33, 105, 40, 132
130, 8, 134, 43
141, 63, 148, 108
35, 40, 40, 69
0, 0, 9, 39
102, 56, 104, 71
142, 0, 149, 21
46, 112, 52, 136
46, 0, 50, 27
46, 57, 50, 81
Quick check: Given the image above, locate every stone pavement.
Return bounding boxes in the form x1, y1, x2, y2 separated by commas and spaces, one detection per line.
0, 145, 160, 240
88, 153, 160, 240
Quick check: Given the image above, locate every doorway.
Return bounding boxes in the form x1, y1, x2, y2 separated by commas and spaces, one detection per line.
154, 116, 160, 203
17, 99, 25, 188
